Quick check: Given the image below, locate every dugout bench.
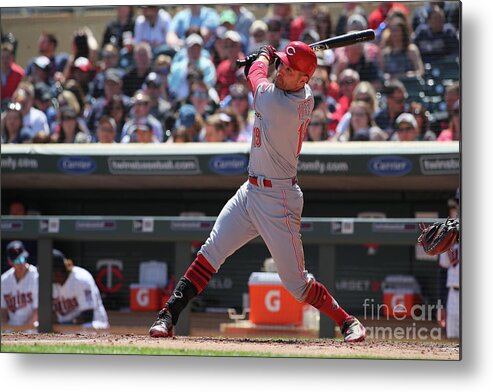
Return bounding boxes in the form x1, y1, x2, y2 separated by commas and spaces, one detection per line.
1, 215, 443, 338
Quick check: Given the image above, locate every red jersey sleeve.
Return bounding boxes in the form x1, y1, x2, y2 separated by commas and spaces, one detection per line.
247, 61, 270, 97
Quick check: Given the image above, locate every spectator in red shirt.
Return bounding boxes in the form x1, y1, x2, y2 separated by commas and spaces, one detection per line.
368, 2, 409, 30
330, 69, 360, 132
216, 30, 244, 101
1, 42, 24, 103
290, 3, 318, 41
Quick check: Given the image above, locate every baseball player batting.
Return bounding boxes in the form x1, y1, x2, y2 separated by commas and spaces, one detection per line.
149, 41, 366, 342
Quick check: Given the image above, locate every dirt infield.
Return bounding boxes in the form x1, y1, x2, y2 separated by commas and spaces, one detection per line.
1, 332, 459, 360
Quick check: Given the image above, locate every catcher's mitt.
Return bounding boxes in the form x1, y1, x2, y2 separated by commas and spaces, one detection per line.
417, 218, 460, 256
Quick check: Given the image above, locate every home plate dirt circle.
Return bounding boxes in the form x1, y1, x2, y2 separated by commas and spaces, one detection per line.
1, 333, 459, 360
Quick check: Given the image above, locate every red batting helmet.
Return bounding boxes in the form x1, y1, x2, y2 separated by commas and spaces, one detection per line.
275, 41, 317, 79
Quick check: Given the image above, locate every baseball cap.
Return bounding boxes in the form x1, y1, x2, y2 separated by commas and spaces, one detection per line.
224, 30, 241, 44
102, 43, 118, 57
1, 42, 14, 53
275, 41, 318, 79
129, 121, 152, 133
176, 104, 196, 128
316, 50, 335, 67
6, 240, 29, 264
52, 249, 68, 272
98, 115, 117, 131
145, 72, 162, 87
133, 90, 150, 103
33, 55, 51, 71
34, 82, 52, 101
250, 20, 268, 35
73, 57, 92, 72
218, 112, 232, 123
185, 33, 204, 48
300, 29, 320, 44
347, 14, 368, 30
220, 9, 237, 26
267, 18, 282, 32
105, 68, 122, 83
396, 113, 418, 129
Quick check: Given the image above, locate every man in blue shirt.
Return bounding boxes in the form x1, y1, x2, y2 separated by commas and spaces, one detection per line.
168, 34, 216, 101
167, 5, 219, 49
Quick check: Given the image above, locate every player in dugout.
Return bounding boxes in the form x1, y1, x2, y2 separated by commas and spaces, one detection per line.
1, 240, 39, 330
52, 249, 109, 329
149, 41, 366, 343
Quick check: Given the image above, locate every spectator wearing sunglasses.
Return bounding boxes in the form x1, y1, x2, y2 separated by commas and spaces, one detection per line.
12, 82, 50, 139
329, 69, 360, 132
335, 101, 387, 142
50, 106, 92, 143
188, 78, 216, 120
374, 79, 408, 137
95, 115, 118, 143
392, 113, 419, 141
168, 33, 217, 101
121, 90, 164, 142
1, 102, 32, 144
222, 83, 254, 143
152, 54, 172, 100
334, 81, 378, 138
104, 94, 128, 141
306, 110, 329, 141
143, 72, 173, 133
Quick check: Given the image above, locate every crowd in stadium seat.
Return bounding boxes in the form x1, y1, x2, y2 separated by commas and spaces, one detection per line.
1, 2, 460, 144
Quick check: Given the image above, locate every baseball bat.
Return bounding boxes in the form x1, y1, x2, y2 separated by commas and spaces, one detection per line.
309, 29, 375, 51
236, 29, 375, 67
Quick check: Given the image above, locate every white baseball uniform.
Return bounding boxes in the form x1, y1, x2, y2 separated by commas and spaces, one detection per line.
198, 61, 315, 301
52, 266, 109, 329
439, 244, 460, 339
1, 265, 38, 326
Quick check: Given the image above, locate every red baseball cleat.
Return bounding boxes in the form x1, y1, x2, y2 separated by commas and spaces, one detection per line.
341, 316, 366, 343
149, 308, 174, 338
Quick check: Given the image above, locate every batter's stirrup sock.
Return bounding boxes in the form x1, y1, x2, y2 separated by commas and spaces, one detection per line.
166, 277, 198, 325
183, 254, 216, 294
304, 281, 350, 326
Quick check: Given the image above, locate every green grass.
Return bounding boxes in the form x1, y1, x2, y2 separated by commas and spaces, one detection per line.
1, 343, 386, 359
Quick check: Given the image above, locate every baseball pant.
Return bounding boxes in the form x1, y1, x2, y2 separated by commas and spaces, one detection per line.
199, 180, 312, 301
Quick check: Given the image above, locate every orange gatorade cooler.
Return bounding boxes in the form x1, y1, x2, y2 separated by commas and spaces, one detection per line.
381, 275, 422, 318
248, 272, 304, 325
130, 283, 162, 311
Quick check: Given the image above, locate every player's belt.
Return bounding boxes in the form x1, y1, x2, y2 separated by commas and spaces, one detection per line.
451, 286, 460, 291
248, 176, 297, 188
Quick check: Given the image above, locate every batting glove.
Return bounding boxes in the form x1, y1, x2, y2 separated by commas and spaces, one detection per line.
258, 45, 277, 65
242, 51, 260, 78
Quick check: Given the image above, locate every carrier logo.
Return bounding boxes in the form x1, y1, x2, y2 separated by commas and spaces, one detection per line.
368, 156, 412, 176
58, 157, 96, 175
208, 155, 248, 175
420, 155, 460, 175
